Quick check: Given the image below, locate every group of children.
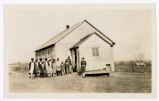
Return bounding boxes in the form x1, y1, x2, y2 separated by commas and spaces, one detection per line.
28, 56, 74, 79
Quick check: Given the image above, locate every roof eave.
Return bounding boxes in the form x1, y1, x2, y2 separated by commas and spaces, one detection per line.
84, 20, 115, 44
69, 46, 79, 50
34, 44, 55, 52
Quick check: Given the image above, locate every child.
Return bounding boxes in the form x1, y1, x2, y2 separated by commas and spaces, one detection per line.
29, 58, 35, 79
47, 59, 53, 77
60, 62, 65, 75
56, 58, 62, 76
52, 59, 56, 77
56, 65, 62, 76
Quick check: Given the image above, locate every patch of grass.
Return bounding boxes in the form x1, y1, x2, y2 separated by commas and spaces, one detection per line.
114, 60, 151, 73
9, 72, 151, 93
9, 62, 29, 72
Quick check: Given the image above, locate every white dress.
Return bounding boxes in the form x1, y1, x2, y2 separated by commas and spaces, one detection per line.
52, 63, 56, 73
45, 62, 49, 73
56, 61, 60, 67
29, 62, 34, 74
48, 61, 52, 73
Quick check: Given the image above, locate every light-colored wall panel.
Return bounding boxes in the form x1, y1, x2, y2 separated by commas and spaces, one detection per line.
79, 34, 113, 71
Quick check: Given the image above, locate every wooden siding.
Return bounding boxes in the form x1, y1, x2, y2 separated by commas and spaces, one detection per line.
35, 46, 55, 60
55, 21, 110, 62
79, 34, 114, 71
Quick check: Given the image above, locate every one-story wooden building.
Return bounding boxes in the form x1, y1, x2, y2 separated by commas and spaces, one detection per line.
35, 20, 115, 72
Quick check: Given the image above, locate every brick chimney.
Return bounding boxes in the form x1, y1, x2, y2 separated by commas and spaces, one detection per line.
66, 25, 69, 29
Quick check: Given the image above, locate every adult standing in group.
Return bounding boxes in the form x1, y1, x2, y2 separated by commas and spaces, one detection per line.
42, 58, 47, 77
52, 59, 56, 77
81, 57, 87, 77
65, 56, 72, 74
34, 59, 39, 77
60, 62, 65, 75
44, 58, 50, 77
39, 58, 44, 77
48, 58, 53, 77
68, 56, 73, 74
56, 58, 61, 76
65, 57, 69, 74
29, 58, 35, 79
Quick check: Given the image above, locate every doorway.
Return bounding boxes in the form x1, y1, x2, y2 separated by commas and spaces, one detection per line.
74, 49, 77, 72
70, 48, 80, 72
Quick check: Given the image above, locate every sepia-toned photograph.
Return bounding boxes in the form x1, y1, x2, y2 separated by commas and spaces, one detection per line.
3, 3, 157, 98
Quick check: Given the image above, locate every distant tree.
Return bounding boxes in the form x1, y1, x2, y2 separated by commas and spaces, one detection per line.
135, 53, 147, 72
145, 60, 151, 66
118, 61, 124, 65
136, 53, 145, 63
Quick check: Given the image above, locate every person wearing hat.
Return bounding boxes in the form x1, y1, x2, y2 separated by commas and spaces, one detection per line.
29, 58, 35, 79
81, 57, 87, 75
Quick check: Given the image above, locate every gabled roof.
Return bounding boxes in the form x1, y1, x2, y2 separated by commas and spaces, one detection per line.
70, 32, 113, 49
35, 20, 115, 52
35, 20, 84, 51
70, 33, 93, 49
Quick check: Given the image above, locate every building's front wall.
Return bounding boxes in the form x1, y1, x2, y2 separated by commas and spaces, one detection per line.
79, 34, 114, 71
55, 21, 108, 63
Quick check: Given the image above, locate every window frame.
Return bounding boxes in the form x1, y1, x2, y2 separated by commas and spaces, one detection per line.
92, 47, 99, 56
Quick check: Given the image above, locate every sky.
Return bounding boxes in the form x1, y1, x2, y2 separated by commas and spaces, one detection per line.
4, 4, 155, 64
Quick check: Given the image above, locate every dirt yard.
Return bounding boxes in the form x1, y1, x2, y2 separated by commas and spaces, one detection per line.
9, 71, 151, 93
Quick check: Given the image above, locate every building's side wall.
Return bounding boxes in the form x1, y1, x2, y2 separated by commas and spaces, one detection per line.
79, 34, 114, 71
35, 46, 55, 60
55, 22, 105, 62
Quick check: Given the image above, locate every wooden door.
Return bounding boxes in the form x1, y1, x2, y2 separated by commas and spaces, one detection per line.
76, 48, 80, 72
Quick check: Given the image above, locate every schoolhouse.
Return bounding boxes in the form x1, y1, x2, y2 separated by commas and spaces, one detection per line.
35, 20, 115, 72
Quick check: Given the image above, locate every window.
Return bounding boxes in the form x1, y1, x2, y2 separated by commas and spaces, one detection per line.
92, 47, 99, 56
48, 49, 49, 54
37, 52, 39, 56
39, 51, 42, 56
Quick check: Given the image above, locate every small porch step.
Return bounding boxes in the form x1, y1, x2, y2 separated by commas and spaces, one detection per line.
83, 70, 111, 78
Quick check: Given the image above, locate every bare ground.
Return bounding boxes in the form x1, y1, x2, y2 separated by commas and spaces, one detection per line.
9, 71, 151, 93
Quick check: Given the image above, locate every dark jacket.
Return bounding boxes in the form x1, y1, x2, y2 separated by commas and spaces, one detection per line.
65, 58, 72, 65
38, 62, 44, 73
81, 60, 86, 66
81, 60, 86, 73
34, 62, 39, 73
